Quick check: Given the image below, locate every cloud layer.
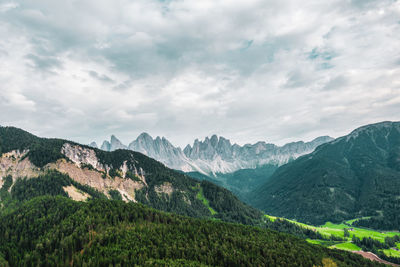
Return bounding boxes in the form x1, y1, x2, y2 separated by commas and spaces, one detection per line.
0, 0, 399, 147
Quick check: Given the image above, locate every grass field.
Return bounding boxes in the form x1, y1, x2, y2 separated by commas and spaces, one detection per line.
306, 239, 341, 247
319, 221, 399, 242
330, 242, 361, 251
382, 249, 400, 257
265, 214, 399, 242
265, 214, 400, 257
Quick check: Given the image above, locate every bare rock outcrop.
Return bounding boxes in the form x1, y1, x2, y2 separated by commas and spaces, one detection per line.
154, 182, 174, 196
47, 159, 143, 202
0, 150, 40, 186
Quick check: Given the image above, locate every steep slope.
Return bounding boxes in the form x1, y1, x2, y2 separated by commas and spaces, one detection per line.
216, 164, 279, 199
99, 133, 333, 175
251, 121, 400, 227
128, 133, 194, 171
0, 195, 382, 266
0, 126, 262, 225
186, 164, 279, 202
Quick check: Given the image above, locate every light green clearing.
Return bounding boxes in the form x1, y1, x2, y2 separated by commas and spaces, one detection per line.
330, 242, 361, 251
265, 215, 399, 244
306, 239, 323, 245
264, 214, 277, 222
306, 239, 341, 247
320, 222, 399, 242
196, 187, 217, 215
381, 249, 400, 257
267, 214, 400, 258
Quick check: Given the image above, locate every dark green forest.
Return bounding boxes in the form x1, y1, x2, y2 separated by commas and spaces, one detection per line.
0, 195, 383, 266
0, 170, 338, 243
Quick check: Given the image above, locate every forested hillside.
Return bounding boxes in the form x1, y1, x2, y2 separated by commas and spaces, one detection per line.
0, 195, 382, 266
0, 126, 262, 225
251, 121, 400, 228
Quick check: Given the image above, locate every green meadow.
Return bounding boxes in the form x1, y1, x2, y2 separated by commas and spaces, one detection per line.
329, 242, 361, 251
382, 249, 400, 257
318, 221, 399, 242
265, 215, 400, 257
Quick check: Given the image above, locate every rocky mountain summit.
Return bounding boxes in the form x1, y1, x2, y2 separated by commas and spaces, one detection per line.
97, 134, 333, 175
101, 135, 126, 151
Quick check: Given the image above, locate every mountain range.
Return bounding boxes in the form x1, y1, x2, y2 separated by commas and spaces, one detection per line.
95, 133, 334, 175
1, 123, 399, 265
251, 121, 400, 228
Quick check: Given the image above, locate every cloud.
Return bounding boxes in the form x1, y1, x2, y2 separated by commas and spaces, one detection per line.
25, 53, 62, 73
88, 70, 114, 83
0, 0, 399, 147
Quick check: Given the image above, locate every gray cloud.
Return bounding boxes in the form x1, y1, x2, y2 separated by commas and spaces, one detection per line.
25, 53, 62, 73
88, 70, 114, 83
0, 0, 399, 147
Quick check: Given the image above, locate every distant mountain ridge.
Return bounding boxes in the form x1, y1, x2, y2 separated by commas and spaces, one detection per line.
96, 134, 334, 175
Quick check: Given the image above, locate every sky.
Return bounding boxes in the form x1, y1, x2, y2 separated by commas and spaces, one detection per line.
0, 0, 399, 148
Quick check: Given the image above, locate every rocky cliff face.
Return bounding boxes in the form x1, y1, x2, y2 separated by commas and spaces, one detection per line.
0, 150, 41, 185
0, 144, 147, 202
98, 134, 333, 175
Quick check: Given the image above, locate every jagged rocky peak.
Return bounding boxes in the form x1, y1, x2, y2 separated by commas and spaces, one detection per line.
210, 134, 218, 146
129, 132, 155, 152
89, 142, 98, 149
126, 132, 191, 171
136, 132, 153, 142
99, 135, 127, 152
101, 140, 111, 151
183, 135, 234, 160
110, 135, 127, 150
97, 131, 334, 175
183, 144, 191, 154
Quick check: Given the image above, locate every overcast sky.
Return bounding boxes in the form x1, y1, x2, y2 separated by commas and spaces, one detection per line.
0, 0, 399, 147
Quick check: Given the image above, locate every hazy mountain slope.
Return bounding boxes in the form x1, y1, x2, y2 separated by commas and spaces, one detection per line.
0, 126, 262, 225
98, 133, 333, 175
0, 195, 381, 266
216, 164, 279, 199
186, 164, 279, 201
251, 121, 400, 227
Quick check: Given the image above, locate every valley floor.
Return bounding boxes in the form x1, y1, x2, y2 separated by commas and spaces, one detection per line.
265, 215, 400, 265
